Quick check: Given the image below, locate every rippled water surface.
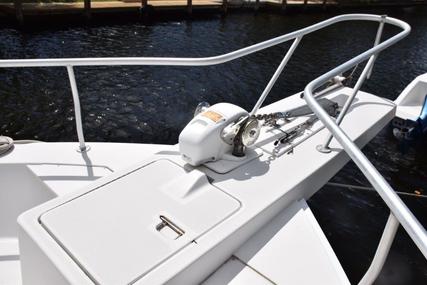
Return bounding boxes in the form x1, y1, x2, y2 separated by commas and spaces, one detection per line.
1, 7, 427, 284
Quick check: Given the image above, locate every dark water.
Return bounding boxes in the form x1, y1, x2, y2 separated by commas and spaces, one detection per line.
1, 8, 426, 284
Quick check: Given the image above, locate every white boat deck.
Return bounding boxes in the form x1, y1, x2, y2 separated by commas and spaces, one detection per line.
0, 142, 166, 285
203, 200, 350, 285
7, 86, 397, 285
138, 87, 395, 284
0, 142, 166, 196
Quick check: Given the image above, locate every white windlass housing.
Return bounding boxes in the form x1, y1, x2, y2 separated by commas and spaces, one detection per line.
179, 103, 247, 166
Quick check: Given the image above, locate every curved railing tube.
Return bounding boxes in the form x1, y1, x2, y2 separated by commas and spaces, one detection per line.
0, 14, 410, 153
0, 14, 410, 68
302, 27, 427, 264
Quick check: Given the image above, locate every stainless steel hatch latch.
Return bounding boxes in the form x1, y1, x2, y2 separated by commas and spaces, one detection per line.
156, 215, 185, 240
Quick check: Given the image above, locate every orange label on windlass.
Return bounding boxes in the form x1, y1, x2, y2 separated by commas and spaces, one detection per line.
201, 110, 223, 123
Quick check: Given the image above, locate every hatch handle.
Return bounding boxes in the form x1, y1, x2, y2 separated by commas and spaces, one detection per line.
156, 215, 185, 239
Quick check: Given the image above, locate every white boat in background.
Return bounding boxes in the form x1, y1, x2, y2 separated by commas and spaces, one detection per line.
392, 73, 427, 140
0, 14, 426, 285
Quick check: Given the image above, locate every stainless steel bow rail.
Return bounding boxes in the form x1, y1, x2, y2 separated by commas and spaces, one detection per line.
0, 14, 425, 284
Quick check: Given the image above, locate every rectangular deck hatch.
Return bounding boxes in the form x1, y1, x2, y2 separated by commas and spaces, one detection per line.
40, 159, 240, 285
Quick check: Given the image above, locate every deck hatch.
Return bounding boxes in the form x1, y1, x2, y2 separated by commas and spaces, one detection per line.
39, 159, 240, 285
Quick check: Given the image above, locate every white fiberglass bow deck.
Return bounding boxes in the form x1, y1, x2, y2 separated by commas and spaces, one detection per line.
0, 14, 426, 285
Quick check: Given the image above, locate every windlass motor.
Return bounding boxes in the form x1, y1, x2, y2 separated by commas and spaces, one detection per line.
179, 103, 255, 166
179, 98, 339, 166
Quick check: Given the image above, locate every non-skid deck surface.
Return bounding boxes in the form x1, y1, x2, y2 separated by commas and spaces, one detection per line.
203, 200, 350, 285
